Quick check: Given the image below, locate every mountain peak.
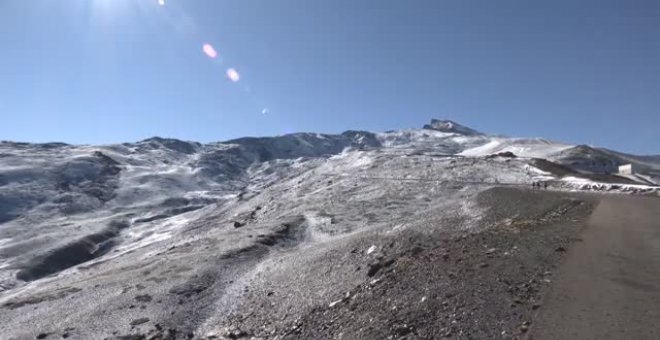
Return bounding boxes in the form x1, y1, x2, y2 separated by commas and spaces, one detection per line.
422, 119, 482, 135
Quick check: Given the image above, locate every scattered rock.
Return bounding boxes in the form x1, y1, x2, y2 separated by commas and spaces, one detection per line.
366, 258, 395, 277
134, 294, 152, 303
442, 328, 453, 337
392, 324, 412, 336
114, 335, 146, 340
520, 321, 530, 332
224, 326, 247, 339
129, 318, 150, 326
367, 262, 384, 277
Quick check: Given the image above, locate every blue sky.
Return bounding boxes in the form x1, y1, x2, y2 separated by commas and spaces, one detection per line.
0, 0, 658, 154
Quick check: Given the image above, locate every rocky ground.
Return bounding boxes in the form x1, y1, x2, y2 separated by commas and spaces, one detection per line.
2, 120, 658, 340
210, 188, 596, 340
44, 187, 593, 340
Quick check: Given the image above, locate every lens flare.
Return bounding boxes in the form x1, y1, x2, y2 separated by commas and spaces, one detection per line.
158, 0, 165, 6
202, 44, 218, 59
226, 68, 240, 82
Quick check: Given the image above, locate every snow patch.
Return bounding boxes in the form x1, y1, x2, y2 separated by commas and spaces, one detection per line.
0, 238, 13, 249
459, 140, 502, 157
562, 176, 660, 193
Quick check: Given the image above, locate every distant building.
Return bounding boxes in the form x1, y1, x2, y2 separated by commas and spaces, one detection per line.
618, 164, 637, 175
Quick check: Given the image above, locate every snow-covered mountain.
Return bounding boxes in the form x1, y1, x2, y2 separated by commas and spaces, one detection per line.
0, 119, 658, 339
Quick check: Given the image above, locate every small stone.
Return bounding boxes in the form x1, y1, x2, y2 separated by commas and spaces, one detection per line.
392, 324, 411, 336
521, 321, 530, 332
367, 262, 383, 277
129, 317, 150, 326
224, 326, 247, 339
35, 334, 49, 339
134, 294, 152, 303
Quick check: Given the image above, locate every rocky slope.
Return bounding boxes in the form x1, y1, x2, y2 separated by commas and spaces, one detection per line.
0, 120, 658, 339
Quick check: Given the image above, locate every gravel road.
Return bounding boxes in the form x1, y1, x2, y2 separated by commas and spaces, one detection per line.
530, 194, 660, 340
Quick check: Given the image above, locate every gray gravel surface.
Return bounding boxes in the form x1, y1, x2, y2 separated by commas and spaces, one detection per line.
529, 194, 660, 340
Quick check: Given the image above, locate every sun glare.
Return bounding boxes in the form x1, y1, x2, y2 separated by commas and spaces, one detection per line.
203, 43, 218, 59
226, 68, 240, 82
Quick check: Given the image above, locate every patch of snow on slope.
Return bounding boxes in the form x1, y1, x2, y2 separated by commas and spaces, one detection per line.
327, 150, 374, 170
561, 176, 660, 194
460, 138, 572, 158
376, 129, 453, 147
524, 165, 554, 180
459, 140, 502, 157
0, 238, 12, 249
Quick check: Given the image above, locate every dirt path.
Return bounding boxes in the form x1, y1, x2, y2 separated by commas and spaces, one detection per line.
530, 195, 660, 340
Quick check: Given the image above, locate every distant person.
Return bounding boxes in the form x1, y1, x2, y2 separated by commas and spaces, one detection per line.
544, 182, 548, 189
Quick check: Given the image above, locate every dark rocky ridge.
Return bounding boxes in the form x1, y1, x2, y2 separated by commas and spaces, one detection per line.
15, 220, 130, 281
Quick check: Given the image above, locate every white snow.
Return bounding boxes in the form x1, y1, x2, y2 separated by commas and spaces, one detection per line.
0, 238, 13, 249
459, 137, 572, 158
459, 140, 502, 156
561, 176, 660, 193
